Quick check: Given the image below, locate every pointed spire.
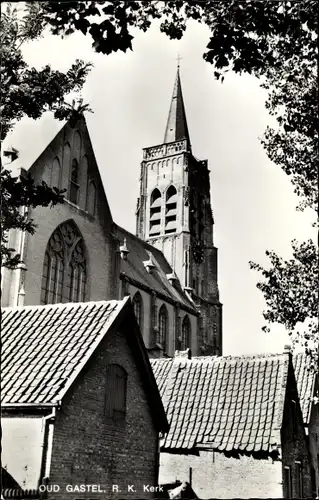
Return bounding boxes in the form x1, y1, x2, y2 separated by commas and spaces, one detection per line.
164, 66, 191, 147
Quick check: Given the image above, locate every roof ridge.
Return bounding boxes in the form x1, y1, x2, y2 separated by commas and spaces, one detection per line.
1, 299, 121, 311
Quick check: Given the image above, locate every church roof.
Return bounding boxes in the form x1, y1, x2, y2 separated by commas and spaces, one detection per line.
1, 298, 168, 432
151, 352, 297, 458
115, 225, 197, 313
163, 67, 191, 146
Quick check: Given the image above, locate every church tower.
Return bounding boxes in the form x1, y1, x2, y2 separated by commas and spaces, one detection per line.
136, 66, 222, 355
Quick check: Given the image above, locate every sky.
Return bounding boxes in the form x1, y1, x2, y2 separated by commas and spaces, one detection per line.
3, 14, 315, 355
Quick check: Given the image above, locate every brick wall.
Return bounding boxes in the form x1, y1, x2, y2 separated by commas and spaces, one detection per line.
159, 451, 283, 498
281, 361, 312, 498
49, 324, 160, 499
308, 397, 319, 497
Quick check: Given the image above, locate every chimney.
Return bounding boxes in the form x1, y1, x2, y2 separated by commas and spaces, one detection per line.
120, 238, 129, 260
143, 253, 156, 273
174, 348, 191, 360
167, 270, 178, 285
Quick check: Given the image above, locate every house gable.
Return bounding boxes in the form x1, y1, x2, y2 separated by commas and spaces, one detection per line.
281, 357, 313, 498
1, 298, 167, 497
1, 299, 167, 429
49, 313, 162, 497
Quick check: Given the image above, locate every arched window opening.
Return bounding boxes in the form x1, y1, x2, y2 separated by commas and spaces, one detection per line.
69, 159, 79, 205
40, 231, 64, 305
181, 315, 191, 350
165, 185, 177, 234
73, 131, 82, 161
149, 188, 161, 236
104, 364, 127, 420
51, 157, 61, 189
87, 180, 96, 215
158, 305, 168, 352
40, 221, 87, 305
132, 292, 143, 330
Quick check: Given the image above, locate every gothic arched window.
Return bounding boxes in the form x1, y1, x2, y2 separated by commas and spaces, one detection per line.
158, 304, 168, 352
149, 188, 161, 236
87, 180, 96, 215
40, 221, 87, 305
181, 315, 191, 350
69, 159, 79, 205
132, 291, 143, 330
73, 130, 82, 160
51, 157, 61, 189
165, 185, 177, 234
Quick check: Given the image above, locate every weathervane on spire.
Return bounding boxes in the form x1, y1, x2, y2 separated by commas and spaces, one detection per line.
177, 53, 183, 69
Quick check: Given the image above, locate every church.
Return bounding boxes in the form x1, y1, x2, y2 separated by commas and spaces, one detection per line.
2, 66, 223, 358
2, 67, 319, 500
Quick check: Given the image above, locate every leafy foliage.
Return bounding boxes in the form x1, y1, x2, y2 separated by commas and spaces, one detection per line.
2, 2, 317, 356
249, 241, 318, 358
1, 2, 92, 269
1, 2, 93, 141
1, 168, 65, 269
42, 1, 318, 210
42, 1, 318, 357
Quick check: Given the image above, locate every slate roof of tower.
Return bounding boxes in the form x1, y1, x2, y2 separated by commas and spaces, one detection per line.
151, 353, 293, 457
115, 225, 197, 312
163, 67, 191, 146
1, 298, 168, 435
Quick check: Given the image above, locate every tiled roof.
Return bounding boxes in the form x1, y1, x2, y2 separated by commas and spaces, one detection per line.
1, 300, 126, 405
293, 352, 317, 425
115, 225, 196, 312
151, 353, 290, 457
151, 357, 173, 395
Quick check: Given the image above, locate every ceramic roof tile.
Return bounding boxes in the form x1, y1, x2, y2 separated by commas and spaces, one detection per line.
152, 352, 317, 455
151, 353, 291, 457
1, 300, 124, 405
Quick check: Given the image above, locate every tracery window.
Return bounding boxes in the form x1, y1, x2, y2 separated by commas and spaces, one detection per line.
181, 315, 191, 350
158, 304, 168, 352
132, 291, 143, 330
40, 221, 87, 305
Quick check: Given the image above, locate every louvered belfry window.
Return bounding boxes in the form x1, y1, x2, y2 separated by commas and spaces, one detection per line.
149, 188, 161, 236
40, 221, 87, 305
165, 185, 177, 234
104, 364, 127, 420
